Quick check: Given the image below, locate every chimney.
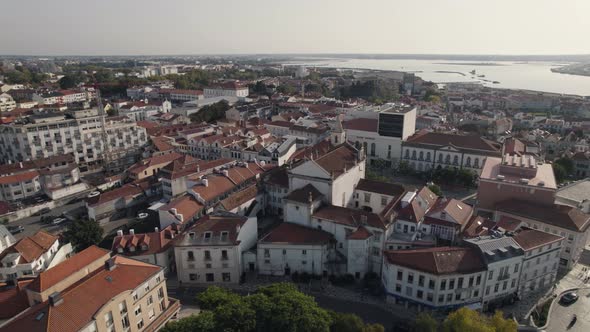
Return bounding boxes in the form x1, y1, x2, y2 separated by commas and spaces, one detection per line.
154, 227, 159, 232
116, 230, 123, 237
129, 229, 135, 236
48, 292, 63, 307
202, 178, 209, 187
19, 162, 23, 169
105, 258, 116, 271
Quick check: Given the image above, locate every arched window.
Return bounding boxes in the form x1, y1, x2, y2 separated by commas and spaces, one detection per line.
370, 143, 376, 157
426, 152, 431, 161
412, 150, 417, 160
445, 155, 451, 164
438, 154, 443, 163
419, 151, 424, 160
355, 141, 360, 149
453, 155, 459, 165
474, 158, 480, 168
363, 142, 368, 151
465, 156, 472, 167
405, 149, 410, 159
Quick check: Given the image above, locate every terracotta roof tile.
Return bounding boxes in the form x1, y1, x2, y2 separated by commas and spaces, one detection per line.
512, 228, 564, 251
313, 205, 386, 229
496, 200, 590, 232
260, 222, 333, 244
356, 179, 405, 197
384, 247, 486, 275
219, 184, 258, 211
26, 245, 111, 293
0, 231, 58, 264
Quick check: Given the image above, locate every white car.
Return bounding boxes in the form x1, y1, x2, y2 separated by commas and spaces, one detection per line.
52, 218, 67, 225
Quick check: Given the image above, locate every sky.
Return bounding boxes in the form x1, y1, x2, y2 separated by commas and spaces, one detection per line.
1, 0, 589, 56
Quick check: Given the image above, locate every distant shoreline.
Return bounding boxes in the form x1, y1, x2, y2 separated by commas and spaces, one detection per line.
433, 62, 505, 66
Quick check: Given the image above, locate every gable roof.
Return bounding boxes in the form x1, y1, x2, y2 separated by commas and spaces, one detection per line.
405, 131, 501, 154
356, 179, 405, 197
26, 246, 111, 293
219, 184, 258, 211
111, 225, 179, 256
285, 184, 323, 204
496, 200, 590, 232
384, 247, 486, 275
343, 118, 378, 133
512, 228, 563, 251
313, 144, 360, 178
260, 222, 333, 245
312, 204, 387, 230
0, 231, 58, 264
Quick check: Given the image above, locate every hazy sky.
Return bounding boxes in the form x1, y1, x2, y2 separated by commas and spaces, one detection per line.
1, 0, 589, 55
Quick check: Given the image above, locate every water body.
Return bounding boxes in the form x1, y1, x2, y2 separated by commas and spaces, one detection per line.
289, 58, 590, 96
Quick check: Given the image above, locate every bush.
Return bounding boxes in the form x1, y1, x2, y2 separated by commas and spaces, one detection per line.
291, 271, 300, 283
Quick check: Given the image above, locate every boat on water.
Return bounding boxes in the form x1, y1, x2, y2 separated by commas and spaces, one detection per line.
492, 81, 500, 84
478, 74, 485, 78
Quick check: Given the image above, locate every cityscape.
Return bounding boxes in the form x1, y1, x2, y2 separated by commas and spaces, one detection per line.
1, 1, 590, 332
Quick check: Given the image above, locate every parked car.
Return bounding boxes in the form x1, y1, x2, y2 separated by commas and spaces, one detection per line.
52, 217, 67, 225
7, 225, 25, 234
560, 292, 579, 305
137, 212, 149, 220
34, 207, 51, 216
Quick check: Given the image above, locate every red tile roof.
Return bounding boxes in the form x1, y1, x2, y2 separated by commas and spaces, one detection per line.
2, 256, 161, 332
356, 179, 405, 197
512, 228, 564, 251
384, 247, 486, 275
424, 198, 473, 226
26, 245, 111, 293
314, 144, 360, 178
405, 131, 501, 154
0, 279, 34, 319
112, 225, 179, 256
0, 170, 39, 185
160, 195, 204, 224
0, 231, 58, 264
496, 200, 590, 232
87, 184, 145, 207
219, 184, 258, 211
312, 205, 387, 230
347, 226, 373, 240
285, 184, 323, 203
343, 118, 378, 133
260, 222, 333, 245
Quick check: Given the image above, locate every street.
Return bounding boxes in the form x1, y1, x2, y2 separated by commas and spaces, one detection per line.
547, 289, 590, 332
8, 200, 86, 240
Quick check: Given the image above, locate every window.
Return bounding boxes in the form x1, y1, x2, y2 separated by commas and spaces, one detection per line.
206, 273, 214, 282
121, 315, 130, 329
449, 279, 455, 290
156, 275, 161, 283
447, 294, 453, 302
455, 293, 461, 301
395, 284, 401, 292
511, 279, 516, 288
458, 277, 464, 288
488, 270, 494, 280
137, 319, 144, 330
223, 273, 231, 282
397, 271, 403, 281
406, 287, 412, 296
147, 295, 153, 306
503, 281, 508, 290
204, 250, 211, 260
381, 196, 388, 206
144, 283, 150, 292
418, 275, 425, 287
407, 273, 414, 284
189, 274, 197, 281
221, 250, 228, 260
440, 279, 446, 291
417, 290, 423, 299
494, 283, 499, 293
485, 286, 490, 295
438, 294, 444, 303
283, 249, 287, 255
204, 232, 212, 239
476, 275, 481, 286
148, 309, 155, 320
468, 277, 474, 287
187, 251, 195, 261
364, 193, 371, 203
158, 287, 164, 300
474, 290, 479, 297
427, 293, 433, 302
514, 264, 519, 273
302, 250, 307, 255
104, 311, 114, 330
264, 249, 270, 257
428, 279, 435, 290
134, 305, 142, 316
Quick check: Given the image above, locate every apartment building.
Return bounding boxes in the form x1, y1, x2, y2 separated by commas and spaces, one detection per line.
464, 235, 524, 310
0, 108, 148, 173
0, 225, 16, 254
0, 93, 16, 112
174, 214, 257, 284
401, 131, 501, 174
382, 247, 487, 310
512, 228, 563, 297
158, 89, 204, 103
203, 81, 249, 98
111, 225, 180, 275
0, 245, 179, 332
0, 231, 64, 281
257, 222, 335, 276
477, 154, 557, 212
495, 200, 590, 269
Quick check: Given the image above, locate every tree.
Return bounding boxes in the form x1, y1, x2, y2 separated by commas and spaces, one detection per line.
554, 156, 574, 175
553, 163, 567, 183
442, 308, 516, 332
160, 311, 216, 332
198, 286, 240, 310
189, 100, 230, 124
329, 312, 365, 332
414, 313, 438, 332
59, 75, 77, 89
62, 219, 104, 251
427, 184, 443, 197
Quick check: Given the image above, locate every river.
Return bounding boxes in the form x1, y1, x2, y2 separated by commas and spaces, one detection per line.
288, 58, 590, 96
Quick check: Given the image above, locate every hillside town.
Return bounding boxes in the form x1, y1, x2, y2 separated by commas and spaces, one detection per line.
0, 56, 590, 331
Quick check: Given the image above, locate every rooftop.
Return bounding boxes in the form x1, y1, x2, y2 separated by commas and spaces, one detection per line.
405, 131, 501, 154
512, 227, 563, 251
355, 179, 405, 197
496, 200, 590, 232
384, 247, 486, 275
0, 231, 58, 265
175, 214, 248, 246
260, 222, 333, 245
480, 156, 557, 189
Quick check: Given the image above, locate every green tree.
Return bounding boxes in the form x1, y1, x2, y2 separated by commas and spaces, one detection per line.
554, 157, 574, 175
414, 313, 438, 332
59, 75, 77, 89
160, 311, 216, 332
553, 163, 567, 183
442, 308, 516, 332
198, 286, 241, 310
329, 312, 365, 332
427, 184, 443, 197
189, 100, 230, 124
62, 219, 104, 251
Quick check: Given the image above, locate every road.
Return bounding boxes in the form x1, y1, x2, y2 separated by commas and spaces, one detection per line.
547, 289, 590, 332
8, 200, 86, 240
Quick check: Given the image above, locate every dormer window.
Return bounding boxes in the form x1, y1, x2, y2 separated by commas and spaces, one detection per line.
141, 245, 148, 251
189, 232, 196, 239
129, 246, 136, 252
440, 212, 446, 220
204, 232, 212, 240
117, 247, 124, 253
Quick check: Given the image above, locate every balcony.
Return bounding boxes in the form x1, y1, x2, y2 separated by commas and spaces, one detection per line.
143, 297, 181, 332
